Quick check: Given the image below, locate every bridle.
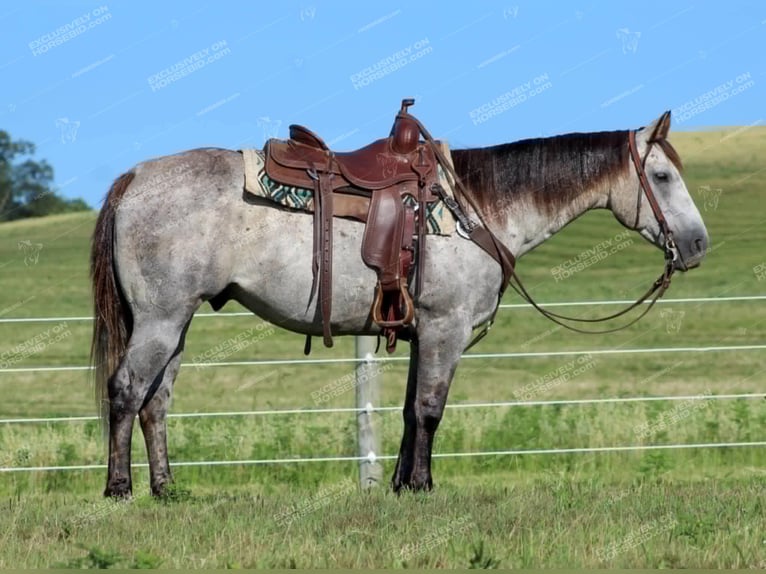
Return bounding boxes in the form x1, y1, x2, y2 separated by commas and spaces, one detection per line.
409, 115, 681, 342
629, 130, 680, 268
499, 130, 679, 336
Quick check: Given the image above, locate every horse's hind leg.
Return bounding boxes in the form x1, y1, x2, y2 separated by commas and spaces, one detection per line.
105, 316, 187, 498
138, 321, 190, 497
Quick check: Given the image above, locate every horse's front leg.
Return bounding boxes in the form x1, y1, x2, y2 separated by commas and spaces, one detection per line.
392, 318, 471, 492
392, 337, 419, 491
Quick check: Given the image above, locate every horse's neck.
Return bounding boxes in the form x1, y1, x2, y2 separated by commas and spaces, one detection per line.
505, 187, 611, 257
454, 136, 633, 259
489, 157, 639, 258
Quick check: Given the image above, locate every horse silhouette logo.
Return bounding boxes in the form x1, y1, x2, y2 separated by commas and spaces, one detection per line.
299, 6, 316, 21
257, 117, 282, 140
376, 153, 398, 179
55, 118, 80, 144
616, 28, 641, 54
699, 185, 723, 212
18, 240, 43, 266
660, 309, 685, 334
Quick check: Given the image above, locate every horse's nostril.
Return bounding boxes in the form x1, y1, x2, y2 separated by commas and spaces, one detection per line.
694, 238, 704, 253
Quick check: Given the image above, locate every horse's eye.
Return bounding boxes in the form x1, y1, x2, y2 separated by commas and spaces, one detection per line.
654, 171, 669, 183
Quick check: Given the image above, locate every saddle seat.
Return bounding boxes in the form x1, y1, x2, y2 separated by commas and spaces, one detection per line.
267, 108, 427, 192
263, 99, 441, 352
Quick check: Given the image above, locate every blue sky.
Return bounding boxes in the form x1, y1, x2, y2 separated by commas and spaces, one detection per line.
1, 0, 764, 207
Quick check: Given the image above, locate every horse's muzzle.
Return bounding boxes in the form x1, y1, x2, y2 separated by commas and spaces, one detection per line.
674, 231, 709, 271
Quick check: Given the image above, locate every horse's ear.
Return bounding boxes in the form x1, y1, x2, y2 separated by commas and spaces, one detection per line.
652, 110, 672, 140
638, 111, 672, 144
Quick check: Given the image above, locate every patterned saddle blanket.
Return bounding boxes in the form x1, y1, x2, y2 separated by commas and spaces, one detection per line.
241, 147, 457, 236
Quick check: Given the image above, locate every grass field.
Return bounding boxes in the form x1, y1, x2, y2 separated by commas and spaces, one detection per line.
0, 127, 765, 568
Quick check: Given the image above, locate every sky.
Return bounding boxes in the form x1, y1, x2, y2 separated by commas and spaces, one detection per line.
1, 0, 764, 207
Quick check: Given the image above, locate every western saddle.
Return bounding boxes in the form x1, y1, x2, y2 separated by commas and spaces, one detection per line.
264, 99, 516, 352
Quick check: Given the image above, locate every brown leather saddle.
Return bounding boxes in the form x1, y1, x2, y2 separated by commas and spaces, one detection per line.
264, 99, 440, 352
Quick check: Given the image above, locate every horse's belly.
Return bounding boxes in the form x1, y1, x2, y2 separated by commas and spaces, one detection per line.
227, 206, 380, 336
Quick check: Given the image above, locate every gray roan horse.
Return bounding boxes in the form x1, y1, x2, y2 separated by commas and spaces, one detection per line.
91, 110, 708, 498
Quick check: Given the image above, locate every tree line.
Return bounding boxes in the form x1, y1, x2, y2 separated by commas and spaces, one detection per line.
0, 130, 89, 222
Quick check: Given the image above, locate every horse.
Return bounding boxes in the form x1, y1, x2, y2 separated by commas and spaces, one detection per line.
90, 110, 708, 498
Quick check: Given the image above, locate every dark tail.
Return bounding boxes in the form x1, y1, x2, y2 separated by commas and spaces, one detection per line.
90, 171, 135, 426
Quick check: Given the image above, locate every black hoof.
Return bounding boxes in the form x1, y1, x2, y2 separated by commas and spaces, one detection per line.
153, 482, 192, 502
391, 475, 433, 494
104, 477, 132, 499
151, 481, 171, 498
391, 469, 408, 494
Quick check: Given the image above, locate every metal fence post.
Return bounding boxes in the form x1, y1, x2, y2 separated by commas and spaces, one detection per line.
355, 336, 383, 489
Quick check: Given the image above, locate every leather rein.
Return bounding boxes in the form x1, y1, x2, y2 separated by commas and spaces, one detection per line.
500, 131, 679, 335
408, 112, 678, 340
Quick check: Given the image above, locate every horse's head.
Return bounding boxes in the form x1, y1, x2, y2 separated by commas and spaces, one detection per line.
610, 112, 708, 271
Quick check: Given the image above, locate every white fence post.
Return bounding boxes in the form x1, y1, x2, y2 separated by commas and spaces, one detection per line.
355, 336, 383, 489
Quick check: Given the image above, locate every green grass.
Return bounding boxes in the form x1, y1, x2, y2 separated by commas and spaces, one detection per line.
0, 127, 765, 568
1, 477, 764, 568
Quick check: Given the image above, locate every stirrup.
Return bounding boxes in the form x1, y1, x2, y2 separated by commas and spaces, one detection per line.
371, 279, 415, 328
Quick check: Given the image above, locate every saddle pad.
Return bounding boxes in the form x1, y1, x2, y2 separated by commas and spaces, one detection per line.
241, 145, 457, 236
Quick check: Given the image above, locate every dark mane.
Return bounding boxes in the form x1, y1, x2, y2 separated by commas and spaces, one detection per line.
452, 130, 631, 215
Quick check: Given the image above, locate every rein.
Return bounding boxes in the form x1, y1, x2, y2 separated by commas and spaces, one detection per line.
502, 131, 679, 334
407, 113, 678, 340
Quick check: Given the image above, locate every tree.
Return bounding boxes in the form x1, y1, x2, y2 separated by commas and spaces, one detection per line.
0, 130, 89, 222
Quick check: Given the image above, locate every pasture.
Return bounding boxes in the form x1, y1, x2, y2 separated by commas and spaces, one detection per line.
0, 127, 765, 568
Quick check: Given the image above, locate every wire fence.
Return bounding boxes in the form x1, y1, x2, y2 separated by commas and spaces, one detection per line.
1, 392, 764, 425
0, 294, 763, 324
2, 343, 766, 375
1, 293, 763, 474
2, 441, 766, 474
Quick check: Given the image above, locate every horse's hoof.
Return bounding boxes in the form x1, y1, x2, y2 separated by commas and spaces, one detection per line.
151, 479, 182, 499
104, 478, 132, 499
391, 469, 409, 494
151, 482, 170, 498
153, 482, 192, 502
391, 476, 433, 494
